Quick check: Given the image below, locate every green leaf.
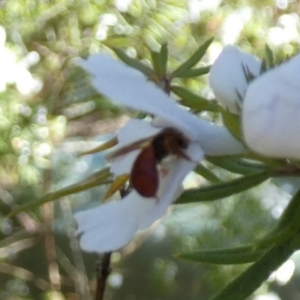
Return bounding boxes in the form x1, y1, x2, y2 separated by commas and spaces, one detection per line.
112, 47, 153, 76
207, 157, 270, 175
249, 195, 300, 249
150, 44, 168, 79
194, 164, 221, 183
78, 136, 118, 156
103, 173, 129, 201
176, 171, 274, 204
7, 168, 111, 218
171, 37, 213, 78
171, 86, 219, 112
154, 43, 168, 76
209, 185, 300, 300
220, 107, 242, 141
274, 188, 300, 233
179, 189, 300, 266
255, 227, 294, 249
160, 44, 168, 73
212, 235, 300, 300
173, 66, 210, 78
176, 245, 265, 264
151, 51, 163, 77
260, 58, 267, 74
242, 152, 285, 169
265, 44, 274, 69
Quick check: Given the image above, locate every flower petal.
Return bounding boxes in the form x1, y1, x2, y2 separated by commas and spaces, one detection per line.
117, 119, 160, 144
77, 53, 244, 153
191, 124, 245, 156
243, 54, 300, 159
74, 142, 203, 253
152, 116, 245, 156
209, 45, 261, 114
138, 142, 203, 229
77, 54, 197, 140
74, 195, 156, 253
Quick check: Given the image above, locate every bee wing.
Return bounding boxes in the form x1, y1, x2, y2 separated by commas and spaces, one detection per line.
107, 136, 152, 160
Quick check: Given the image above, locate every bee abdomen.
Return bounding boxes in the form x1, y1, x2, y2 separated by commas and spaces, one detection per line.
130, 146, 159, 198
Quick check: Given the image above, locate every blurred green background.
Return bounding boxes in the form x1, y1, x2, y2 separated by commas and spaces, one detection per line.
1, 0, 300, 299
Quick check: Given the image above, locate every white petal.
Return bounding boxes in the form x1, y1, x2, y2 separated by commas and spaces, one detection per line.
117, 119, 160, 145
110, 117, 241, 176
209, 45, 261, 114
243, 54, 300, 159
74, 142, 203, 253
77, 54, 239, 147
77, 54, 197, 140
194, 124, 245, 156
74, 195, 156, 253
78, 54, 245, 155
138, 142, 203, 229
152, 116, 245, 156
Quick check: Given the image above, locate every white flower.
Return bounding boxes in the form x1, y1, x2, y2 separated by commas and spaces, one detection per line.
221, 7, 253, 45
209, 45, 261, 114
0, 26, 42, 95
75, 120, 203, 252
74, 54, 244, 253
267, 14, 299, 47
243, 54, 300, 160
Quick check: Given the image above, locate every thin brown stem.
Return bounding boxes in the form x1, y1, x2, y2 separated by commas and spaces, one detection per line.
93, 186, 129, 300
94, 252, 112, 300
42, 170, 61, 291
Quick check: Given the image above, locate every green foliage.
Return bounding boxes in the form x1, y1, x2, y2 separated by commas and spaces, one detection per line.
7, 167, 111, 218
176, 245, 265, 265
1, 1, 300, 300
171, 38, 213, 78
220, 107, 243, 141
171, 86, 218, 112
113, 47, 154, 76
150, 44, 169, 77
212, 238, 298, 300
177, 171, 275, 204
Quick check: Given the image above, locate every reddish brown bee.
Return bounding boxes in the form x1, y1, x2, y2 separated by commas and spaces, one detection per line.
110, 128, 190, 198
